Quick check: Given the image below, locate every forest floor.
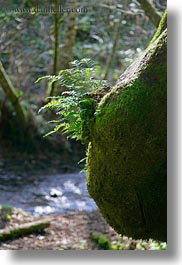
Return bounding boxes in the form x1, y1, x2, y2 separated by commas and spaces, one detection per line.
0, 207, 167, 250
0, 145, 166, 250
0, 207, 132, 250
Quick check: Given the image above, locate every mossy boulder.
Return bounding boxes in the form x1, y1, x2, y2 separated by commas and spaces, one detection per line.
86, 29, 167, 241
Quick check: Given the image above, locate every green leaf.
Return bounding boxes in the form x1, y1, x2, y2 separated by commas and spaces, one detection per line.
38, 58, 105, 144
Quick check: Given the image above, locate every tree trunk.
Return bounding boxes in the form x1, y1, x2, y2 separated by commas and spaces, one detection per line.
49, 0, 77, 96
0, 61, 27, 129
49, 0, 60, 97
86, 13, 167, 241
59, 0, 76, 71
103, 14, 122, 80
137, 0, 162, 27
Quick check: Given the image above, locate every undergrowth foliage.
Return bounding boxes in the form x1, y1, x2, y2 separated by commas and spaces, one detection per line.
37, 58, 107, 142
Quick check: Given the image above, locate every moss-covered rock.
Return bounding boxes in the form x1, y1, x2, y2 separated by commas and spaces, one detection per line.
150, 10, 167, 45
86, 29, 167, 241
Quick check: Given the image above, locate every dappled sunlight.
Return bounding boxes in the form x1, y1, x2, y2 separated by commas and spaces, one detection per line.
63, 180, 82, 195
34, 205, 55, 215
0, 173, 98, 216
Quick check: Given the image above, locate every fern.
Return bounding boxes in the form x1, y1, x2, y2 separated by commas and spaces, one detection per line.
37, 58, 108, 142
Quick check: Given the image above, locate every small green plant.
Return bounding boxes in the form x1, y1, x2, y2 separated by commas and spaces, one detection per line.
0, 205, 12, 229
37, 58, 108, 142
91, 232, 111, 250
91, 232, 167, 250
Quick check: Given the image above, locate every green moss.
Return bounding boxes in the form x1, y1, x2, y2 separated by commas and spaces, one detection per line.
0, 205, 12, 229
150, 9, 167, 45
86, 29, 167, 241
80, 97, 96, 143
91, 232, 111, 250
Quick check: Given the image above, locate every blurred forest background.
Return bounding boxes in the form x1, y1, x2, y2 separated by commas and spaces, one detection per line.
0, 0, 166, 174
0, 0, 167, 250
0, 0, 166, 172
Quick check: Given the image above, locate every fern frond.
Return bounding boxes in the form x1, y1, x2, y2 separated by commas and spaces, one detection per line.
35, 75, 61, 83
38, 58, 106, 141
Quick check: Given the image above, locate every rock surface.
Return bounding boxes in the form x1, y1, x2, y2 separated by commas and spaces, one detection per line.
86, 29, 167, 241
